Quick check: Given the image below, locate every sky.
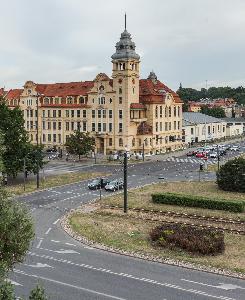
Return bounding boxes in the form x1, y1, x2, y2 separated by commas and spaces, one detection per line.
0, 0, 245, 91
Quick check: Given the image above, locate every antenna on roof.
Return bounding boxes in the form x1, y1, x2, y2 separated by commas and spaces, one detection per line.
125, 12, 127, 30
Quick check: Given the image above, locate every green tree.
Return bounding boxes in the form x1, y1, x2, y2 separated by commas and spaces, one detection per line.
65, 130, 95, 160
216, 157, 245, 192
29, 284, 48, 300
201, 106, 226, 118
0, 281, 15, 300
0, 190, 34, 279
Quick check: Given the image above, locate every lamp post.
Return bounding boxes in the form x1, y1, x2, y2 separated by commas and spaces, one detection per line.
142, 138, 147, 161
123, 152, 128, 213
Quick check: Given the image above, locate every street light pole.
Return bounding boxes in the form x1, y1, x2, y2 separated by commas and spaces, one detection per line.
217, 144, 220, 171
142, 141, 145, 161
23, 157, 26, 191
36, 92, 40, 189
123, 152, 128, 213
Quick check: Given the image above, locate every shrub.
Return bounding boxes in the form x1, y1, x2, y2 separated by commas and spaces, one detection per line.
217, 157, 245, 193
149, 223, 225, 255
152, 192, 244, 212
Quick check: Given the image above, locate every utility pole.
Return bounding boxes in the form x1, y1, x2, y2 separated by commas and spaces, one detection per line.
142, 141, 145, 161
36, 92, 40, 189
23, 157, 26, 191
123, 152, 128, 213
217, 144, 220, 171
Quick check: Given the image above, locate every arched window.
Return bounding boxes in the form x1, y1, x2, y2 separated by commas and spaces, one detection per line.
178, 106, 180, 116
119, 138, 123, 147
165, 107, 168, 117
155, 106, 158, 118
174, 106, 176, 117
99, 85, 104, 92
169, 107, 171, 117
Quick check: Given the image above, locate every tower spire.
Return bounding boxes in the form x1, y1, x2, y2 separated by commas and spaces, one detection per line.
125, 13, 127, 30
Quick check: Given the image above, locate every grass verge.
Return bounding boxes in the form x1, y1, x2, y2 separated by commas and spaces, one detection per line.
7, 172, 106, 196
69, 181, 245, 273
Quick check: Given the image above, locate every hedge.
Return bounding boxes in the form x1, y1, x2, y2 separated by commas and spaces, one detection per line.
152, 192, 244, 213
150, 223, 224, 255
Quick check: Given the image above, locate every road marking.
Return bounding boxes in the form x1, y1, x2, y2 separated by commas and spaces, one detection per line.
65, 242, 77, 247
53, 218, 60, 225
36, 239, 43, 249
27, 252, 236, 300
181, 279, 245, 290
55, 249, 80, 254
7, 279, 22, 286
45, 228, 52, 235
14, 269, 126, 300
51, 240, 60, 243
24, 263, 54, 269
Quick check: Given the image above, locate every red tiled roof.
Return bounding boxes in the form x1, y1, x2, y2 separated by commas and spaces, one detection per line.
130, 103, 145, 109
6, 89, 23, 100
37, 81, 94, 97
139, 79, 182, 104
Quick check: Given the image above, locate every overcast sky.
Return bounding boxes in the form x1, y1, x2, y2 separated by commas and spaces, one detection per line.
1, 0, 245, 91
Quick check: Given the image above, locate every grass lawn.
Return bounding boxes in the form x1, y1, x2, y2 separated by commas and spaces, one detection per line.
7, 172, 106, 196
69, 181, 245, 274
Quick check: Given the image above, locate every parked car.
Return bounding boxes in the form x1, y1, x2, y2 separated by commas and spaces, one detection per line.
196, 152, 207, 158
230, 145, 240, 151
209, 152, 217, 158
186, 151, 196, 156
88, 178, 110, 190
105, 179, 124, 191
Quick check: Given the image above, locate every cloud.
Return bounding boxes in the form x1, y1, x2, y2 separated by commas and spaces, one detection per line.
0, 0, 245, 90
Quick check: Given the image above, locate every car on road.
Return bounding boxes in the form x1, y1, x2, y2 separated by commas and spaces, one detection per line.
209, 152, 218, 158
196, 152, 207, 158
105, 179, 124, 191
88, 178, 110, 190
230, 145, 240, 151
186, 151, 196, 156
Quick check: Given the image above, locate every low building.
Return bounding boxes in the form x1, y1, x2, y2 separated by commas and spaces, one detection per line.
223, 117, 245, 136
182, 112, 226, 144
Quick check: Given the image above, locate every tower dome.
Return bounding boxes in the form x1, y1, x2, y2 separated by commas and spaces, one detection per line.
111, 15, 140, 60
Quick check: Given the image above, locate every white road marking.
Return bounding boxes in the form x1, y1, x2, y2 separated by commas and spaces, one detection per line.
65, 242, 77, 247
51, 240, 60, 243
27, 252, 236, 300
181, 279, 245, 290
45, 227, 52, 235
53, 218, 60, 225
7, 279, 22, 286
36, 239, 43, 249
14, 269, 126, 300
24, 263, 54, 269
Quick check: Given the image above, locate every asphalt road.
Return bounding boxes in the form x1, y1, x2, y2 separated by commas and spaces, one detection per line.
10, 142, 245, 300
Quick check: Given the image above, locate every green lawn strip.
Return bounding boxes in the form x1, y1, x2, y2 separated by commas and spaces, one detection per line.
7, 172, 107, 196
69, 211, 245, 274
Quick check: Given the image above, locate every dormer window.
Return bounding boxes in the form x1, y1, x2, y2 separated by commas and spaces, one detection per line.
79, 96, 85, 104
54, 97, 59, 104
44, 97, 49, 105
67, 97, 73, 104
99, 85, 104, 92
28, 89, 32, 94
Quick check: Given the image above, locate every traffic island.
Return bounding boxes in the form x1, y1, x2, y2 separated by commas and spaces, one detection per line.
62, 181, 245, 278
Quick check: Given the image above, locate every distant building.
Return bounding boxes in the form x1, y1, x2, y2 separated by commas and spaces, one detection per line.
223, 118, 245, 136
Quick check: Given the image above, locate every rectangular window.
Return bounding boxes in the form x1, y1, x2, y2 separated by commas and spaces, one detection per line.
119, 123, 123, 133
77, 122, 81, 131
119, 97, 122, 104
191, 128, 194, 135
155, 122, 158, 132
103, 110, 106, 118
43, 134, 46, 142
48, 134, 51, 142
53, 134, 56, 143
98, 110, 101, 118
77, 110, 80, 118
98, 123, 101, 132
109, 123, 112, 132
42, 110, 45, 118
66, 122, 69, 131
53, 110, 56, 118
83, 110, 86, 118
27, 121, 29, 130
109, 110, 113, 118
174, 121, 176, 130
178, 121, 180, 130
48, 121, 51, 130
109, 138, 113, 146
65, 110, 69, 118
92, 110, 95, 118
169, 122, 171, 130
42, 121, 45, 130
71, 110, 74, 118
58, 122, 62, 130
58, 134, 61, 143
160, 106, 162, 118
165, 122, 168, 131
119, 110, 123, 119
83, 122, 87, 132
71, 122, 74, 131
58, 110, 61, 118
47, 110, 50, 118
35, 110, 37, 118
53, 122, 56, 130
103, 123, 106, 132
92, 123, 95, 131
30, 110, 33, 118
160, 122, 162, 131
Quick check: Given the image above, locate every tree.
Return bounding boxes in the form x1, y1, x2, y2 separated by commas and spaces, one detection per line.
29, 284, 48, 300
65, 130, 95, 160
201, 106, 226, 118
0, 281, 15, 300
0, 190, 34, 279
216, 157, 245, 192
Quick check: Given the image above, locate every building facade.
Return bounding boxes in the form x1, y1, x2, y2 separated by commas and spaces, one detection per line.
4, 25, 183, 155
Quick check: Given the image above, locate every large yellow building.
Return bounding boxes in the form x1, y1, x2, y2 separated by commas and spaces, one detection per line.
4, 24, 183, 155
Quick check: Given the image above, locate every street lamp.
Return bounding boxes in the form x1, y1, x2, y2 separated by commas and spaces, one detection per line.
142, 138, 147, 161
123, 151, 128, 213
36, 92, 40, 189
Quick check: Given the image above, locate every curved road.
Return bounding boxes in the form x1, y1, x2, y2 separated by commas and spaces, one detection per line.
11, 155, 245, 300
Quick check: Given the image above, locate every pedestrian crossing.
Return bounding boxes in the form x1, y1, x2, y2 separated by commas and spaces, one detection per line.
43, 163, 91, 174
165, 157, 217, 165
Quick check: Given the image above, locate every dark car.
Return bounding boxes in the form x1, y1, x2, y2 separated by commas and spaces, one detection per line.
87, 178, 110, 190
105, 179, 124, 191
